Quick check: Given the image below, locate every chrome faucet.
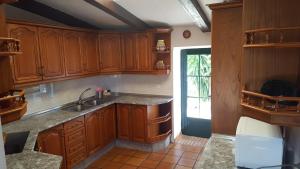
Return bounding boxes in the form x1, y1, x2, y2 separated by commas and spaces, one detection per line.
78, 88, 91, 105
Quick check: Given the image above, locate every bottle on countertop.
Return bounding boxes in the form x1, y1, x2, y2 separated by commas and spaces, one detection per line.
95, 87, 103, 99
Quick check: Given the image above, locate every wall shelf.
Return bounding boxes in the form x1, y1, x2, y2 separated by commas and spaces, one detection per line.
244, 26, 300, 48
243, 43, 300, 48
241, 89, 300, 126
0, 37, 22, 56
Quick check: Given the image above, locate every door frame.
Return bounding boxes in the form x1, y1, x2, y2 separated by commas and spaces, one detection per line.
180, 48, 212, 138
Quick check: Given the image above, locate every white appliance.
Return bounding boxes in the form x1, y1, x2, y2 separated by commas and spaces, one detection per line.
235, 117, 283, 169
0, 119, 7, 169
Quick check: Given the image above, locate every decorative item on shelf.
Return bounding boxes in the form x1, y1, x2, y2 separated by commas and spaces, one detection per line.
156, 40, 166, 51
183, 30, 191, 39
0, 89, 27, 124
156, 60, 165, 70
0, 37, 21, 56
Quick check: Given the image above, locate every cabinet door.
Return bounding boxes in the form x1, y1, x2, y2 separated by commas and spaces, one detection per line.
37, 125, 66, 169
122, 33, 137, 71
85, 112, 100, 155
131, 105, 147, 142
38, 27, 65, 80
99, 33, 121, 72
116, 104, 131, 140
82, 33, 100, 74
102, 105, 116, 146
63, 30, 84, 76
7, 24, 42, 84
136, 33, 152, 71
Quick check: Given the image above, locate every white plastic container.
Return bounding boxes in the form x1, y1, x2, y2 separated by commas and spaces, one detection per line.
235, 117, 283, 169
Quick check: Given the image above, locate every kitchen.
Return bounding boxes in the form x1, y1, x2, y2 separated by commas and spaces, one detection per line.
0, 0, 300, 169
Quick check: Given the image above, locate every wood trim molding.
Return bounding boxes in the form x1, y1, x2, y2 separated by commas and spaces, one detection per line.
10, 0, 99, 29
178, 0, 211, 32
84, 0, 150, 30
208, 1, 243, 10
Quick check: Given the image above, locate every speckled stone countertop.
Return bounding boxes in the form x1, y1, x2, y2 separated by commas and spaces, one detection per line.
195, 134, 236, 169
3, 93, 173, 169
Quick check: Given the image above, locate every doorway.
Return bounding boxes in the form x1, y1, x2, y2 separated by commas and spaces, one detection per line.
181, 48, 212, 138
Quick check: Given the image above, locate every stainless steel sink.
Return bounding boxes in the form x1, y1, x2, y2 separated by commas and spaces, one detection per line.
62, 103, 94, 112
61, 97, 115, 112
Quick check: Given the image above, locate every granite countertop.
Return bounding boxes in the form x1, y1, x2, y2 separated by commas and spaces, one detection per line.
3, 93, 173, 169
195, 134, 236, 169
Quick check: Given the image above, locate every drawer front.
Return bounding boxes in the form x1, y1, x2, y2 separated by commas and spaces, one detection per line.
65, 138, 86, 156
64, 116, 85, 133
67, 150, 86, 168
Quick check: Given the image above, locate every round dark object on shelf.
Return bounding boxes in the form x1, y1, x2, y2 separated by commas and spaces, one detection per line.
260, 79, 298, 106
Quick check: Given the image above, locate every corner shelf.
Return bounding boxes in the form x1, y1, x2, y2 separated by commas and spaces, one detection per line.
147, 101, 172, 143
241, 89, 300, 126
0, 37, 22, 56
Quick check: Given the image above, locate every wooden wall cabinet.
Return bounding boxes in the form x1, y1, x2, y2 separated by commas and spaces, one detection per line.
37, 125, 66, 169
7, 24, 42, 84
7, 21, 170, 87
38, 27, 65, 80
82, 33, 100, 74
99, 33, 122, 73
63, 30, 84, 77
136, 32, 152, 71
121, 33, 137, 71
209, 2, 243, 135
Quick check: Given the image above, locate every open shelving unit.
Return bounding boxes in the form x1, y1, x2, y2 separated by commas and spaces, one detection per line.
0, 89, 27, 124
0, 37, 22, 56
147, 101, 172, 143
241, 89, 300, 126
243, 26, 300, 48
150, 28, 172, 75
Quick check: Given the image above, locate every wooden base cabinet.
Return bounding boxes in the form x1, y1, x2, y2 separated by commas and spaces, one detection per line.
85, 111, 101, 156
117, 102, 172, 144
63, 116, 87, 169
37, 125, 67, 169
100, 105, 116, 146
84, 104, 116, 155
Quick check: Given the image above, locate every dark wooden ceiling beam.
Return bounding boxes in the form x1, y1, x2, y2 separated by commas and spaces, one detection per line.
10, 0, 99, 29
84, 0, 150, 30
178, 0, 211, 32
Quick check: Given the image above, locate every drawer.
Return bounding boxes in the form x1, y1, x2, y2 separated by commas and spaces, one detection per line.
65, 138, 86, 155
67, 150, 86, 168
64, 128, 85, 142
64, 116, 85, 133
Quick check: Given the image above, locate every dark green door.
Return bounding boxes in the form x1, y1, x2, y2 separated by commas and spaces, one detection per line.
181, 48, 212, 138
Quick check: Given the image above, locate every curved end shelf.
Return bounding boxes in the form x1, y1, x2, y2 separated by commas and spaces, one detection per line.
241, 89, 300, 127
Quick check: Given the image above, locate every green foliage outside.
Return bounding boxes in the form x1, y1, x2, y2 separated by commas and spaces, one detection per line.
187, 54, 211, 101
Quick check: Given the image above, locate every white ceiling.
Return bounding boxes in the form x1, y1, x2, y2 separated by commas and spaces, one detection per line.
114, 0, 194, 27
36, 0, 129, 29
17, 0, 224, 29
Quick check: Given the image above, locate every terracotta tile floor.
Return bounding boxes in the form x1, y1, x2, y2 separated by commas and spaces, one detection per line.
87, 135, 208, 169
